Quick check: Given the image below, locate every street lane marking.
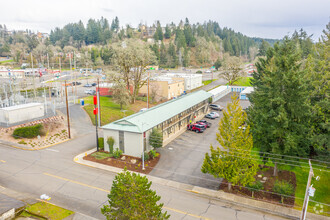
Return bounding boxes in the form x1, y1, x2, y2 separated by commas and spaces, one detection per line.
43, 172, 209, 219
45, 149, 59, 152
43, 172, 110, 193
163, 207, 211, 220
0, 160, 6, 163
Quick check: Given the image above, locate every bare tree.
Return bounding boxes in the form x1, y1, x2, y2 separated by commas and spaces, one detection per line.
218, 53, 244, 85
112, 39, 156, 103
111, 79, 130, 110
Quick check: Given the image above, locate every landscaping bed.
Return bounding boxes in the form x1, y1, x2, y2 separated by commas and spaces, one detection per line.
84, 151, 160, 174
219, 165, 296, 207
0, 116, 69, 149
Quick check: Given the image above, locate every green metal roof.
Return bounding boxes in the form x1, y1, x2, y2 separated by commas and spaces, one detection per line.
102, 90, 212, 133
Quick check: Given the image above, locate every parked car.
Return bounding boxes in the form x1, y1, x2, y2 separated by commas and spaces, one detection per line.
196, 121, 208, 129
84, 84, 92, 87
205, 70, 211, 73
210, 112, 220, 118
205, 113, 216, 119
197, 120, 212, 128
72, 81, 82, 86
84, 89, 96, 95
187, 124, 205, 133
209, 104, 223, 111
91, 83, 97, 86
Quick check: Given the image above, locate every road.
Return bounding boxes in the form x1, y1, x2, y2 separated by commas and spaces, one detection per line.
0, 100, 285, 219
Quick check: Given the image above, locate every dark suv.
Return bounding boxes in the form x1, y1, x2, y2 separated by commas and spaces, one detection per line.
187, 124, 206, 133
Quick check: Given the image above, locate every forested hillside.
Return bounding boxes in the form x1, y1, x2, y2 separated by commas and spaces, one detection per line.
0, 17, 279, 68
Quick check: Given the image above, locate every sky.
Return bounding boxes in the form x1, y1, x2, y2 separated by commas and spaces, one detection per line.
0, 0, 329, 41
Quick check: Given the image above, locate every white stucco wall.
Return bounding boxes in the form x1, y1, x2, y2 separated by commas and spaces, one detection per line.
123, 132, 143, 158
103, 129, 119, 152
0, 103, 44, 124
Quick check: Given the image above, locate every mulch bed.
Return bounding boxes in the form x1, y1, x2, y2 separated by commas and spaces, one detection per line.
84, 151, 160, 174
219, 165, 296, 207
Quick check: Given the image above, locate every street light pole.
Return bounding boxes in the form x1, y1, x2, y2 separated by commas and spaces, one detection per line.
301, 160, 314, 220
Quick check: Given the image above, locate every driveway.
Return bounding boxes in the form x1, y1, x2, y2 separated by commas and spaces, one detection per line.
150, 92, 251, 190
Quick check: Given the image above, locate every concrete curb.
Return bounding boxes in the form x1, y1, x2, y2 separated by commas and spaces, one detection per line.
1, 139, 70, 151
74, 149, 328, 220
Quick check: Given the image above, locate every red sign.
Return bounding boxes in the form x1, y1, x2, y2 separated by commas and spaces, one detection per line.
93, 108, 98, 115
93, 96, 97, 105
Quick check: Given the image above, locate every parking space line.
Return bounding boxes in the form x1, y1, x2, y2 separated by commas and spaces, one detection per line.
43, 172, 209, 219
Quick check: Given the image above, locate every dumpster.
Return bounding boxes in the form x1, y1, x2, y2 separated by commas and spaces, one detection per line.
80, 99, 84, 106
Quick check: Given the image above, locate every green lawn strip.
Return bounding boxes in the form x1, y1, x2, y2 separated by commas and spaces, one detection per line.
0, 59, 14, 64
25, 202, 74, 220
83, 96, 134, 126
231, 77, 252, 86
251, 148, 329, 216
91, 152, 111, 160
202, 79, 217, 86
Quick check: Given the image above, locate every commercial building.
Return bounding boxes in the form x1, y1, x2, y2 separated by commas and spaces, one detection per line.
162, 73, 203, 91
208, 85, 232, 102
240, 87, 254, 100
139, 77, 185, 100
96, 83, 133, 96
0, 103, 44, 124
102, 90, 212, 158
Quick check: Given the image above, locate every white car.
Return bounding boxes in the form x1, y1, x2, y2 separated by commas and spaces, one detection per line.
209, 112, 220, 118
85, 89, 95, 95
205, 70, 211, 73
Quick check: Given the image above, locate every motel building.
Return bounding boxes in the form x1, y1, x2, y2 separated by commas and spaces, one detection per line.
102, 90, 212, 158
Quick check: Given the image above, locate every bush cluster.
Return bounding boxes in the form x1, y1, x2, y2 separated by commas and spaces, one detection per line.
113, 149, 123, 159
98, 137, 104, 150
13, 124, 43, 139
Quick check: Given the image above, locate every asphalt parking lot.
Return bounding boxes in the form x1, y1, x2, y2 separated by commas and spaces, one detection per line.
150, 92, 251, 190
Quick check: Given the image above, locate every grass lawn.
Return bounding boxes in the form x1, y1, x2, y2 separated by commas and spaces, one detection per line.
0, 59, 13, 64
83, 96, 153, 126
22, 202, 74, 220
203, 79, 217, 86
252, 149, 329, 216
232, 77, 252, 86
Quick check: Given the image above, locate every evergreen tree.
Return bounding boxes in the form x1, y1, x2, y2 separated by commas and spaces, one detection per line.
164, 25, 171, 39
202, 94, 258, 190
214, 58, 222, 70
159, 43, 167, 66
149, 128, 163, 148
258, 40, 270, 56
184, 18, 195, 47
101, 169, 170, 219
305, 23, 330, 160
248, 38, 311, 165
154, 21, 163, 41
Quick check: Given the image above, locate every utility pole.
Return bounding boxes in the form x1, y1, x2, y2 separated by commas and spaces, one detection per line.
47, 53, 49, 70
147, 71, 149, 108
93, 95, 99, 151
97, 78, 101, 127
65, 80, 71, 139
301, 160, 314, 220
31, 53, 36, 99
59, 56, 62, 73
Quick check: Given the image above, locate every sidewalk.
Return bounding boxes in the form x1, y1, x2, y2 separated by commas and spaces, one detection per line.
74, 149, 327, 220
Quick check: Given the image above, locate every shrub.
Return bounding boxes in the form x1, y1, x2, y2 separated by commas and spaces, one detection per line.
248, 181, 264, 198
273, 180, 294, 203
149, 129, 163, 149
107, 137, 115, 154
113, 149, 123, 159
98, 137, 104, 150
196, 70, 202, 74
18, 140, 27, 145
13, 124, 43, 139
142, 152, 149, 161
149, 149, 157, 159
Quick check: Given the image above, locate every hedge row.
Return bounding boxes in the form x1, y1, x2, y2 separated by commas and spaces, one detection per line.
13, 124, 43, 139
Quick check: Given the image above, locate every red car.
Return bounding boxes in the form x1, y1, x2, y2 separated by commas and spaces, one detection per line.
187, 124, 206, 133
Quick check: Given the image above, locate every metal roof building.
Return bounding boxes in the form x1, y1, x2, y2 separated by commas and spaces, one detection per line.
102, 90, 212, 157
